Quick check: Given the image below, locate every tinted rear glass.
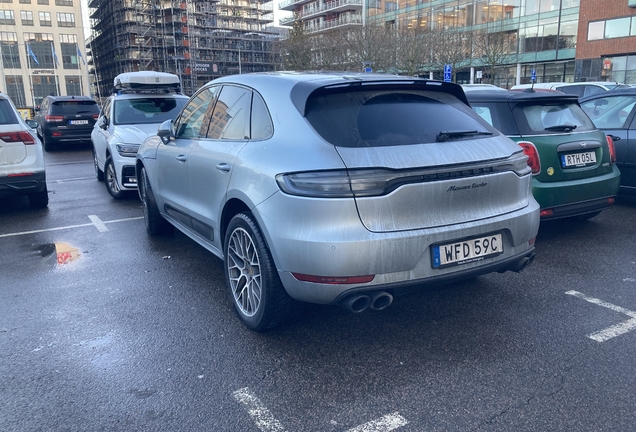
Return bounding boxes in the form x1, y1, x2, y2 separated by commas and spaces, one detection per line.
0, 99, 19, 125
114, 97, 187, 125
305, 89, 495, 147
50, 100, 99, 115
513, 102, 596, 135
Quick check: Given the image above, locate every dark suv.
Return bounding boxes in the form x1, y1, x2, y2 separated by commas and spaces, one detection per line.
35, 95, 100, 151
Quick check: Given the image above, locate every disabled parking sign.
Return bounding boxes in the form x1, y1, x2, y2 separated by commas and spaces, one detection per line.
444, 64, 452, 82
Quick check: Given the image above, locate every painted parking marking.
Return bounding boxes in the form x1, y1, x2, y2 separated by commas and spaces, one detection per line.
88, 215, 109, 232
566, 290, 636, 342
233, 387, 408, 432
232, 388, 288, 432
0, 216, 143, 238
345, 412, 408, 432
53, 176, 94, 183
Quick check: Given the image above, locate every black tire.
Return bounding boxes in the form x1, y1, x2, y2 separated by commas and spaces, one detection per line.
28, 185, 49, 209
93, 146, 104, 181
224, 212, 295, 331
42, 134, 55, 152
104, 156, 126, 199
139, 166, 172, 236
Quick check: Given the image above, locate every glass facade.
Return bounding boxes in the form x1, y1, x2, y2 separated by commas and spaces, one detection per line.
366, 0, 580, 86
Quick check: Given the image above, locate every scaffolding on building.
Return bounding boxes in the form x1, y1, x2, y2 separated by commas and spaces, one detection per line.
87, 0, 281, 99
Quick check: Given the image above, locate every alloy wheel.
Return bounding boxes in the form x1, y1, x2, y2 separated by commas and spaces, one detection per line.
227, 227, 262, 317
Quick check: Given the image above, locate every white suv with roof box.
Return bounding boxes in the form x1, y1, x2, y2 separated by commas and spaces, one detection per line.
91, 72, 189, 199
0, 92, 48, 208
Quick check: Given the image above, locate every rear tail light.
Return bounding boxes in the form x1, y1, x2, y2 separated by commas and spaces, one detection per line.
0, 131, 36, 145
517, 141, 541, 174
45, 115, 64, 123
92, 114, 99, 120
606, 135, 617, 164
540, 209, 554, 218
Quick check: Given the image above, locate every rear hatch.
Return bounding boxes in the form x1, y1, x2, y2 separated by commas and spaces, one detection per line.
50, 100, 99, 132
0, 99, 30, 166
510, 99, 614, 184
304, 84, 532, 232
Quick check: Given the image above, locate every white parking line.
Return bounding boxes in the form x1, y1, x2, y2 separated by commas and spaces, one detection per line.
0, 216, 143, 238
53, 176, 94, 183
88, 215, 109, 232
233, 387, 408, 432
345, 413, 408, 432
566, 290, 636, 342
233, 388, 288, 432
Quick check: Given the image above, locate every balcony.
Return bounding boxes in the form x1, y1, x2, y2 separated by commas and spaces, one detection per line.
304, 12, 362, 34
292, 0, 362, 21
279, 0, 313, 11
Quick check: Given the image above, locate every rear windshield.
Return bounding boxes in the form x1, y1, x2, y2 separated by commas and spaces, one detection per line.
50, 100, 99, 115
512, 102, 596, 135
0, 99, 19, 125
305, 89, 495, 147
114, 97, 187, 125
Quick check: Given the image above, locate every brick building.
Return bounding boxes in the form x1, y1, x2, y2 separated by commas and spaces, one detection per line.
576, 0, 636, 83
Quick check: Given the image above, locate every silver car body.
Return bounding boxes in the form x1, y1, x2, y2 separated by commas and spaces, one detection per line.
137, 72, 539, 305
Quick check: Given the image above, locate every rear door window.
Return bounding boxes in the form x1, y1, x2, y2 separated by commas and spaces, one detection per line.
513, 102, 596, 134
305, 89, 495, 147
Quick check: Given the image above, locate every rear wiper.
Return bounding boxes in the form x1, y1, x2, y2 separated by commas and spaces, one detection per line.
437, 130, 493, 142
544, 124, 577, 132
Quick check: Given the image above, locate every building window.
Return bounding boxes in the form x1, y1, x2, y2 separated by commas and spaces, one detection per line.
39, 11, 51, 26
0, 0, 13, 3
588, 17, 636, 41
37, 0, 48, 4
65, 76, 81, 95
605, 17, 631, 39
60, 34, 79, 69
6, 76, 26, 107
19, 0, 31, 3
57, 12, 74, 27
0, 32, 20, 69
20, 10, 33, 25
55, 0, 72, 5
0, 10, 15, 25
32, 75, 58, 107
24, 33, 55, 68
588, 21, 605, 41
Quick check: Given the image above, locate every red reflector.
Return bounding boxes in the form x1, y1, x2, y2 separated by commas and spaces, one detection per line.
292, 273, 375, 284
8, 172, 34, 177
608, 197, 615, 205
528, 237, 536, 246
606, 135, 617, 164
45, 115, 64, 123
0, 131, 35, 145
540, 209, 554, 217
518, 141, 541, 174
52, 132, 62, 136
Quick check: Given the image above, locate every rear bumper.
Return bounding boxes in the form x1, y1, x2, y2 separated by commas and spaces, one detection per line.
43, 126, 93, 144
0, 171, 46, 198
532, 166, 621, 219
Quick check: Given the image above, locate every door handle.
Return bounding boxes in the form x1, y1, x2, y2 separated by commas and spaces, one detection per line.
216, 163, 231, 173
176, 155, 187, 162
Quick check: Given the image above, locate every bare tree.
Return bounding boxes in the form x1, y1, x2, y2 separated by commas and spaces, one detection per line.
429, 26, 473, 82
318, 25, 396, 72
394, 26, 435, 77
472, 29, 519, 85
281, 19, 313, 71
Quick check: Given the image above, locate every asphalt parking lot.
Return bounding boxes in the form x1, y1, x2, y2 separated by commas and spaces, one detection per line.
1, 147, 636, 431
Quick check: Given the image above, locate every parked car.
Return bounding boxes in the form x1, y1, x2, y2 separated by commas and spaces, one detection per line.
34, 95, 100, 151
511, 82, 630, 98
580, 88, 636, 195
91, 72, 189, 199
461, 84, 507, 92
0, 92, 48, 208
136, 72, 539, 331
466, 90, 620, 220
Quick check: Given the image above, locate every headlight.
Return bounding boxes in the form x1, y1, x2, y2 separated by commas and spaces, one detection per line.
116, 144, 140, 157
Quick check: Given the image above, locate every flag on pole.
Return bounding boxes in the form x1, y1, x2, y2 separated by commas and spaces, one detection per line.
51, 43, 59, 67
76, 45, 86, 66
26, 43, 39, 65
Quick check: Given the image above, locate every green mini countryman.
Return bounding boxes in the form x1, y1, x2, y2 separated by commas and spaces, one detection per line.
466, 89, 620, 220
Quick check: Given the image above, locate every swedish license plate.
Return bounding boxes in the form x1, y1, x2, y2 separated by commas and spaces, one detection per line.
561, 151, 596, 167
70, 120, 88, 125
432, 233, 503, 268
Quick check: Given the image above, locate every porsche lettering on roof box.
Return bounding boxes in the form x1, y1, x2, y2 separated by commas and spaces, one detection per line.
113, 71, 181, 94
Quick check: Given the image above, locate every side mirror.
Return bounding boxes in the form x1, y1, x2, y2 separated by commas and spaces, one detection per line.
34, 107, 40, 112
99, 116, 109, 129
157, 119, 174, 144
26, 119, 38, 129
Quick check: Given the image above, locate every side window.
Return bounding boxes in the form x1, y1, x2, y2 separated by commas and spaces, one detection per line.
101, 99, 111, 122
472, 106, 494, 126
206, 85, 252, 140
583, 85, 605, 97
175, 85, 219, 139
251, 91, 273, 140
581, 96, 636, 129
556, 85, 583, 97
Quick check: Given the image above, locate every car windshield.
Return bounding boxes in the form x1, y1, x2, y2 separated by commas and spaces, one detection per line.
515, 102, 596, 134
114, 97, 187, 125
50, 100, 99, 115
0, 99, 19, 124
305, 89, 494, 147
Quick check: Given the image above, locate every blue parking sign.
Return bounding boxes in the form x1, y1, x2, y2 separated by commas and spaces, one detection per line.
531, 69, 537, 82
444, 64, 452, 82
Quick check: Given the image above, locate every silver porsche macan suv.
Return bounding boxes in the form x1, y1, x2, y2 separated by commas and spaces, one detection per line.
136, 72, 540, 331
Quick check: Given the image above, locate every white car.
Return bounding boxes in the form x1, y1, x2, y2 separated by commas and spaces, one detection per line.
91, 72, 189, 199
0, 93, 48, 208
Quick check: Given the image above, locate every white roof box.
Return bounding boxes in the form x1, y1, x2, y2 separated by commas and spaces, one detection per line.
113, 71, 181, 94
